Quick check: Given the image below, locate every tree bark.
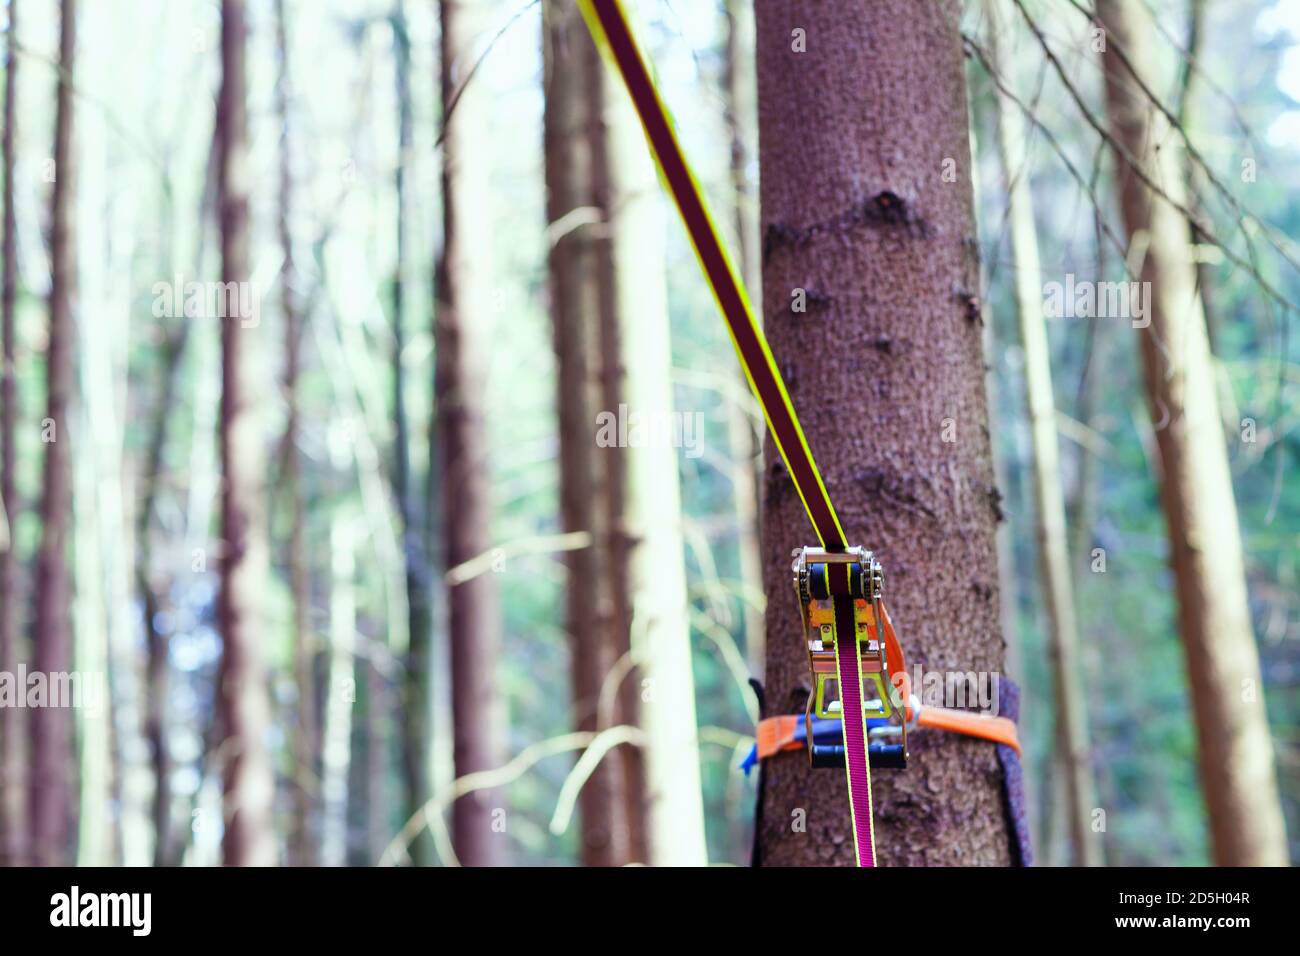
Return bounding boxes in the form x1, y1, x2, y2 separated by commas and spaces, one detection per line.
437, 0, 505, 867
754, 0, 1012, 866
217, 0, 276, 867
542, 0, 632, 867
1096, 0, 1287, 865
985, 0, 1099, 866
606, 36, 709, 867
0, 0, 23, 869
30, 0, 76, 868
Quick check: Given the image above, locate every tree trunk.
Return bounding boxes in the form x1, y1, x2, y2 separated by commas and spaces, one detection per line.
217, 0, 276, 867
437, 0, 505, 867
135, 105, 220, 870
391, 0, 436, 868
320, 502, 356, 868
606, 41, 709, 867
0, 0, 23, 869
274, 0, 316, 868
968, 112, 1032, 849
589, 24, 648, 868
1096, 0, 1288, 865
1176, 0, 1222, 361
722, 0, 766, 678
542, 0, 631, 867
754, 0, 1012, 866
30, 0, 76, 868
985, 0, 1099, 866
71, 0, 128, 864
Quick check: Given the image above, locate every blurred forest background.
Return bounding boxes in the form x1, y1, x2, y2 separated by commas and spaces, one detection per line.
0, 0, 1296, 867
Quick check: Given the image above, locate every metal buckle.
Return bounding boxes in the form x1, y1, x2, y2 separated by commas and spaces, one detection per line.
791, 546, 908, 770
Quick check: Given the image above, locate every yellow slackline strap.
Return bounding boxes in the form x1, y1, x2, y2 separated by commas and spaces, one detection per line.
576, 0, 846, 551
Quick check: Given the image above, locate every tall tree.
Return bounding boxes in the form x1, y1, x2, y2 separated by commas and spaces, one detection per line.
320, 496, 356, 868
542, 0, 633, 867
984, 0, 1099, 866
754, 0, 1013, 865
437, 0, 505, 867
722, 0, 766, 675
588, 19, 647, 867
605, 29, 709, 867
217, 0, 276, 867
274, 0, 316, 868
392, 0, 436, 868
0, 0, 22, 869
137, 116, 220, 869
1096, 0, 1287, 865
1175, 0, 1222, 358
29, 0, 76, 869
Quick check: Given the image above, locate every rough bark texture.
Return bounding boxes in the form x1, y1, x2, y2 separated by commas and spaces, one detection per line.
542, 0, 635, 867
985, 0, 1099, 866
217, 0, 276, 867
30, 0, 76, 868
275, 0, 316, 868
755, 0, 1012, 866
438, 0, 505, 867
1097, 0, 1287, 866
0, 0, 23, 869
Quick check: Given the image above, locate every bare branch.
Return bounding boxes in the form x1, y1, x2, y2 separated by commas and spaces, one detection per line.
1007, 0, 1300, 318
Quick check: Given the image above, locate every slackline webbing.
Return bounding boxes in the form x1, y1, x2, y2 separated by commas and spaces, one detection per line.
578, 0, 877, 867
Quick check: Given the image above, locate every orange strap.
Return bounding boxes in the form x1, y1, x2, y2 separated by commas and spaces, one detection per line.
918, 706, 1020, 752
879, 600, 907, 701
754, 706, 1021, 760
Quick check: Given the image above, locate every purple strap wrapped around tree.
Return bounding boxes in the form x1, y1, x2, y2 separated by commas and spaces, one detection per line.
997, 679, 1033, 866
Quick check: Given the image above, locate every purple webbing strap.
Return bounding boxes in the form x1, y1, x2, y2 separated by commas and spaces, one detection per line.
996, 678, 1033, 866
833, 595, 875, 866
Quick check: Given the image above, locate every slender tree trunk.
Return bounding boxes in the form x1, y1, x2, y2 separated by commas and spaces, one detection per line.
392, 0, 435, 868
968, 112, 1033, 849
606, 44, 709, 867
30, 0, 76, 868
71, 0, 127, 864
320, 503, 356, 868
1065, 221, 1115, 864
71, 429, 109, 864
1097, 0, 1287, 865
274, 0, 316, 868
437, 0, 504, 867
755, 0, 1012, 865
365, 653, 388, 863
1176, 0, 1222, 360
542, 0, 631, 867
139, 366, 177, 866
217, 0, 276, 867
985, 0, 1099, 866
722, 0, 766, 677
588, 26, 648, 868
0, 0, 23, 869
